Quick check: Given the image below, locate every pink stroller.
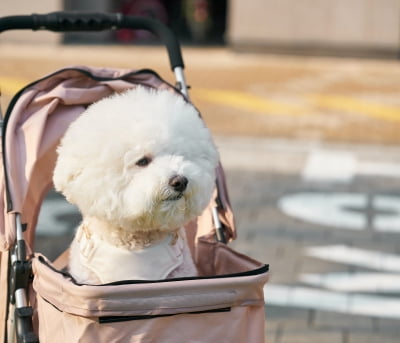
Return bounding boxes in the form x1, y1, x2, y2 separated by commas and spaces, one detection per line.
0, 12, 268, 343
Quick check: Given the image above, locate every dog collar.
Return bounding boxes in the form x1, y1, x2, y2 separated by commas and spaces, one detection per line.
76, 226, 184, 283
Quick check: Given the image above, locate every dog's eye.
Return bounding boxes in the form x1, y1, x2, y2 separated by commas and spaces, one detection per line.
135, 156, 152, 167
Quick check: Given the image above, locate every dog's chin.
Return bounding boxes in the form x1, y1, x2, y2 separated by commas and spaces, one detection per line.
163, 192, 184, 201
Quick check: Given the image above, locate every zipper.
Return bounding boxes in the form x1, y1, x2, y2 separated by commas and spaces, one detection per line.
98, 307, 231, 324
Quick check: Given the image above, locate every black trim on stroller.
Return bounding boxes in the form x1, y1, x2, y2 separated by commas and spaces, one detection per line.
36, 255, 269, 286
98, 308, 232, 324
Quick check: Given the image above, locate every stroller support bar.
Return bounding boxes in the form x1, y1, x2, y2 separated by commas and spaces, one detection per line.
9, 260, 37, 343
9, 260, 31, 306
212, 207, 226, 243
14, 306, 38, 343
14, 290, 27, 309
15, 215, 25, 262
0, 12, 185, 71
15, 215, 23, 241
174, 66, 189, 97
8, 214, 38, 343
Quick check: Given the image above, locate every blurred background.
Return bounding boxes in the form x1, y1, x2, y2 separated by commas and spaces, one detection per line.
2, 0, 400, 58
2, 1, 400, 343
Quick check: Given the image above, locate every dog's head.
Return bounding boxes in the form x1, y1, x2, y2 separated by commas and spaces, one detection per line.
53, 86, 219, 232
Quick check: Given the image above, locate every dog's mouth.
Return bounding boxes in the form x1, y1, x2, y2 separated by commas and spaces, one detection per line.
164, 192, 184, 201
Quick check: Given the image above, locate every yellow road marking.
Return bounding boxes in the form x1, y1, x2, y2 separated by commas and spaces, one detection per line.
194, 87, 400, 123
2, 76, 400, 123
310, 94, 400, 122
0, 77, 27, 95
193, 88, 307, 115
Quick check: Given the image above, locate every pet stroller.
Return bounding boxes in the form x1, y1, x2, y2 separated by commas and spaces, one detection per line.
0, 12, 269, 343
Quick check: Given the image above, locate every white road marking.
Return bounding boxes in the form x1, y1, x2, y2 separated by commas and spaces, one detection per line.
279, 192, 400, 232
358, 161, 400, 178
278, 192, 367, 230
373, 195, 400, 232
302, 150, 356, 183
264, 284, 400, 319
305, 245, 400, 273
302, 149, 400, 183
268, 244, 400, 316
300, 272, 400, 293
214, 137, 400, 178
253, 141, 400, 317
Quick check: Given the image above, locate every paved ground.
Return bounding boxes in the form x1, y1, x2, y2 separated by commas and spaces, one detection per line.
2, 43, 400, 342
222, 137, 400, 343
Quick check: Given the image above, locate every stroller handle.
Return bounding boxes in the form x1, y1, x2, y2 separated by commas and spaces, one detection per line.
0, 12, 184, 70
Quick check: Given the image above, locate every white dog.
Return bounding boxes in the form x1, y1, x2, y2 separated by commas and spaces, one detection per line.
53, 86, 219, 284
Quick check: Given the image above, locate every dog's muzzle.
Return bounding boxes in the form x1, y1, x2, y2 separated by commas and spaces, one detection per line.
169, 175, 188, 192
165, 175, 188, 201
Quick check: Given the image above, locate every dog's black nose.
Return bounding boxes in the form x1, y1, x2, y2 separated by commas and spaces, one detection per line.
169, 175, 188, 193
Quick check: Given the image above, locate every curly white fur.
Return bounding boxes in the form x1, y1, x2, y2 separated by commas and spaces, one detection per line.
53, 86, 219, 284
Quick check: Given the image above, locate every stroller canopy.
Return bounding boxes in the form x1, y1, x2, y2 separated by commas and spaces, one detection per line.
0, 66, 235, 251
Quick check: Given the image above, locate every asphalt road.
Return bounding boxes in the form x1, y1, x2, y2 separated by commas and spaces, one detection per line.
2, 44, 400, 342
223, 137, 400, 343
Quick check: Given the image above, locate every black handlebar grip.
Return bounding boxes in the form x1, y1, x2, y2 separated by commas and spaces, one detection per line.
32, 12, 119, 31
0, 12, 184, 70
